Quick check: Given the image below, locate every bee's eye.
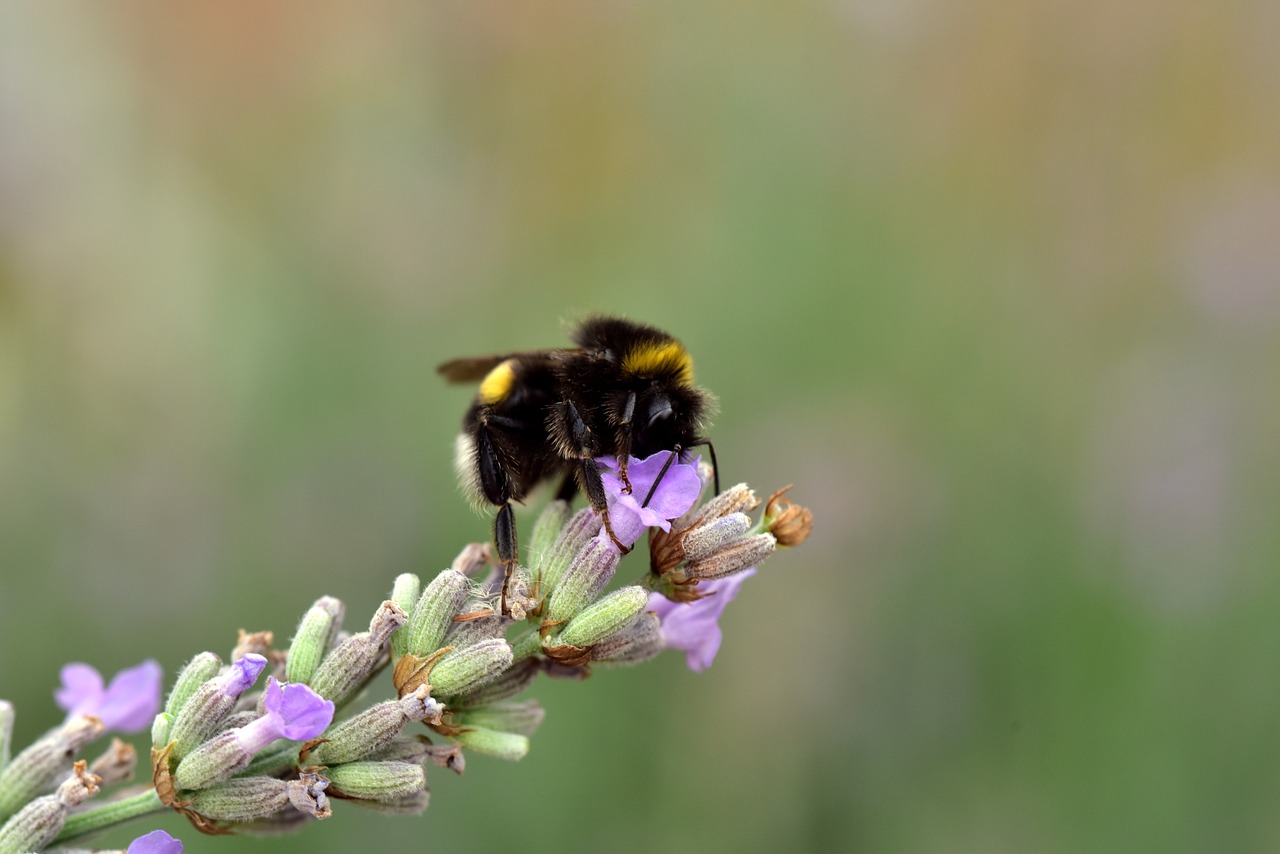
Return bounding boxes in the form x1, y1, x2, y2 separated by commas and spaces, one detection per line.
646, 395, 674, 428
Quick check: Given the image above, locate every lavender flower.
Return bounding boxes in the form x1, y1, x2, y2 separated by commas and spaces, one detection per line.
173, 678, 333, 790
647, 569, 756, 672
54, 660, 162, 733
126, 829, 183, 853
595, 453, 703, 547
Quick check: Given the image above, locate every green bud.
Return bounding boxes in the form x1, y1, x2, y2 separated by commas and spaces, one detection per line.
174, 730, 251, 791
686, 533, 776, 580
0, 717, 103, 820
307, 689, 442, 767
403, 570, 469, 658
388, 575, 420, 659
0, 702, 12, 775
0, 761, 98, 854
539, 507, 602, 594
186, 773, 330, 821
682, 513, 753, 561
323, 760, 425, 802
310, 601, 407, 708
544, 537, 620, 626
287, 596, 345, 684
429, 639, 514, 698
150, 713, 172, 748
591, 612, 663, 666
686, 483, 758, 530
529, 499, 571, 573
452, 700, 545, 737
451, 726, 528, 761
559, 586, 650, 648
165, 652, 222, 719
451, 658, 539, 709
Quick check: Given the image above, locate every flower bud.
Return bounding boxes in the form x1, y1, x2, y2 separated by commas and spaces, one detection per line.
0, 761, 99, 854
150, 713, 172, 749
165, 653, 221, 720
452, 700, 545, 737
685, 534, 775, 580
429, 640, 514, 698
0, 716, 104, 819
373, 738, 466, 775
168, 655, 267, 759
402, 571, 469, 659
590, 613, 663, 666
450, 726, 528, 761
0, 701, 12, 774
528, 499, 571, 571
310, 601, 407, 707
538, 508, 602, 594
186, 772, 330, 822
764, 486, 813, 546
287, 596, 345, 684
558, 586, 650, 649
323, 760, 425, 802
451, 658, 539, 708
543, 537, 620, 626
681, 513, 752, 562
388, 576, 420, 659
307, 688, 443, 767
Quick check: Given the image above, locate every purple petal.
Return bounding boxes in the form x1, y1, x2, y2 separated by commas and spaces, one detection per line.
596, 453, 703, 548
262, 678, 334, 741
651, 570, 756, 672
55, 663, 105, 719
97, 659, 163, 733
218, 654, 267, 697
126, 829, 183, 854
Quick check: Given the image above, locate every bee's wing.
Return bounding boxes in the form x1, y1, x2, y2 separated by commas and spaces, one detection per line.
436, 349, 575, 384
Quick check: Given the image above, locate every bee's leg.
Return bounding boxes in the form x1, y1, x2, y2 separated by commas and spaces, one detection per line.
614, 392, 636, 494
493, 501, 518, 613
561, 399, 630, 554
475, 424, 519, 615
576, 456, 630, 555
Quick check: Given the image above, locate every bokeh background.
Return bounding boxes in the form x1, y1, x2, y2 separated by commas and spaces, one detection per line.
2, 2, 1278, 852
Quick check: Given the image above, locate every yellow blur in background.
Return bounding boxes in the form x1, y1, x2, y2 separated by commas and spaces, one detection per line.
2, 2, 1278, 852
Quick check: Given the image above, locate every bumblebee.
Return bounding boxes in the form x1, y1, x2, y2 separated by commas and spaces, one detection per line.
438, 316, 717, 611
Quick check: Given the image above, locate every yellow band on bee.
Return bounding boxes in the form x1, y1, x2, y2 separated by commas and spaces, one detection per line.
478, 360, 517, 405
622, 341, 694, 386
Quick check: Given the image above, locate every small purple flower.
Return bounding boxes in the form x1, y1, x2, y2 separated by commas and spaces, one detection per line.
54, 659, 162, 733
126, 829, 183, 854
648, 569, 756, 672
596, 453, 703, 547
233, 678, 334, 754
216, 653, 268, 698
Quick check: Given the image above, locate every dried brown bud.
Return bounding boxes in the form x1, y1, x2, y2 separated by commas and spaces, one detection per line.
764, 485, 813, 547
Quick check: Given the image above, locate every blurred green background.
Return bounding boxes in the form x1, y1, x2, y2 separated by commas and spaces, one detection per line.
2, 2, 1278, 852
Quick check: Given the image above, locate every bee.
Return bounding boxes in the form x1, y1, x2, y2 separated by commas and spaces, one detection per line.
438, 316, 717, 612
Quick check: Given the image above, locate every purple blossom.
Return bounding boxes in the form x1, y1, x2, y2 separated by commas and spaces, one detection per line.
126, 829, 183, 854
596, 453, 703, 547
233, 678, 334, 754
54, 659, 162, 733
648, 569, 756, 672
215, 654, 268, 698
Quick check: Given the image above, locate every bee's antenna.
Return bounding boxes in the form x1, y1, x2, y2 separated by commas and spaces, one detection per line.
640, 439, 720, 509
687, 438, 720, 495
